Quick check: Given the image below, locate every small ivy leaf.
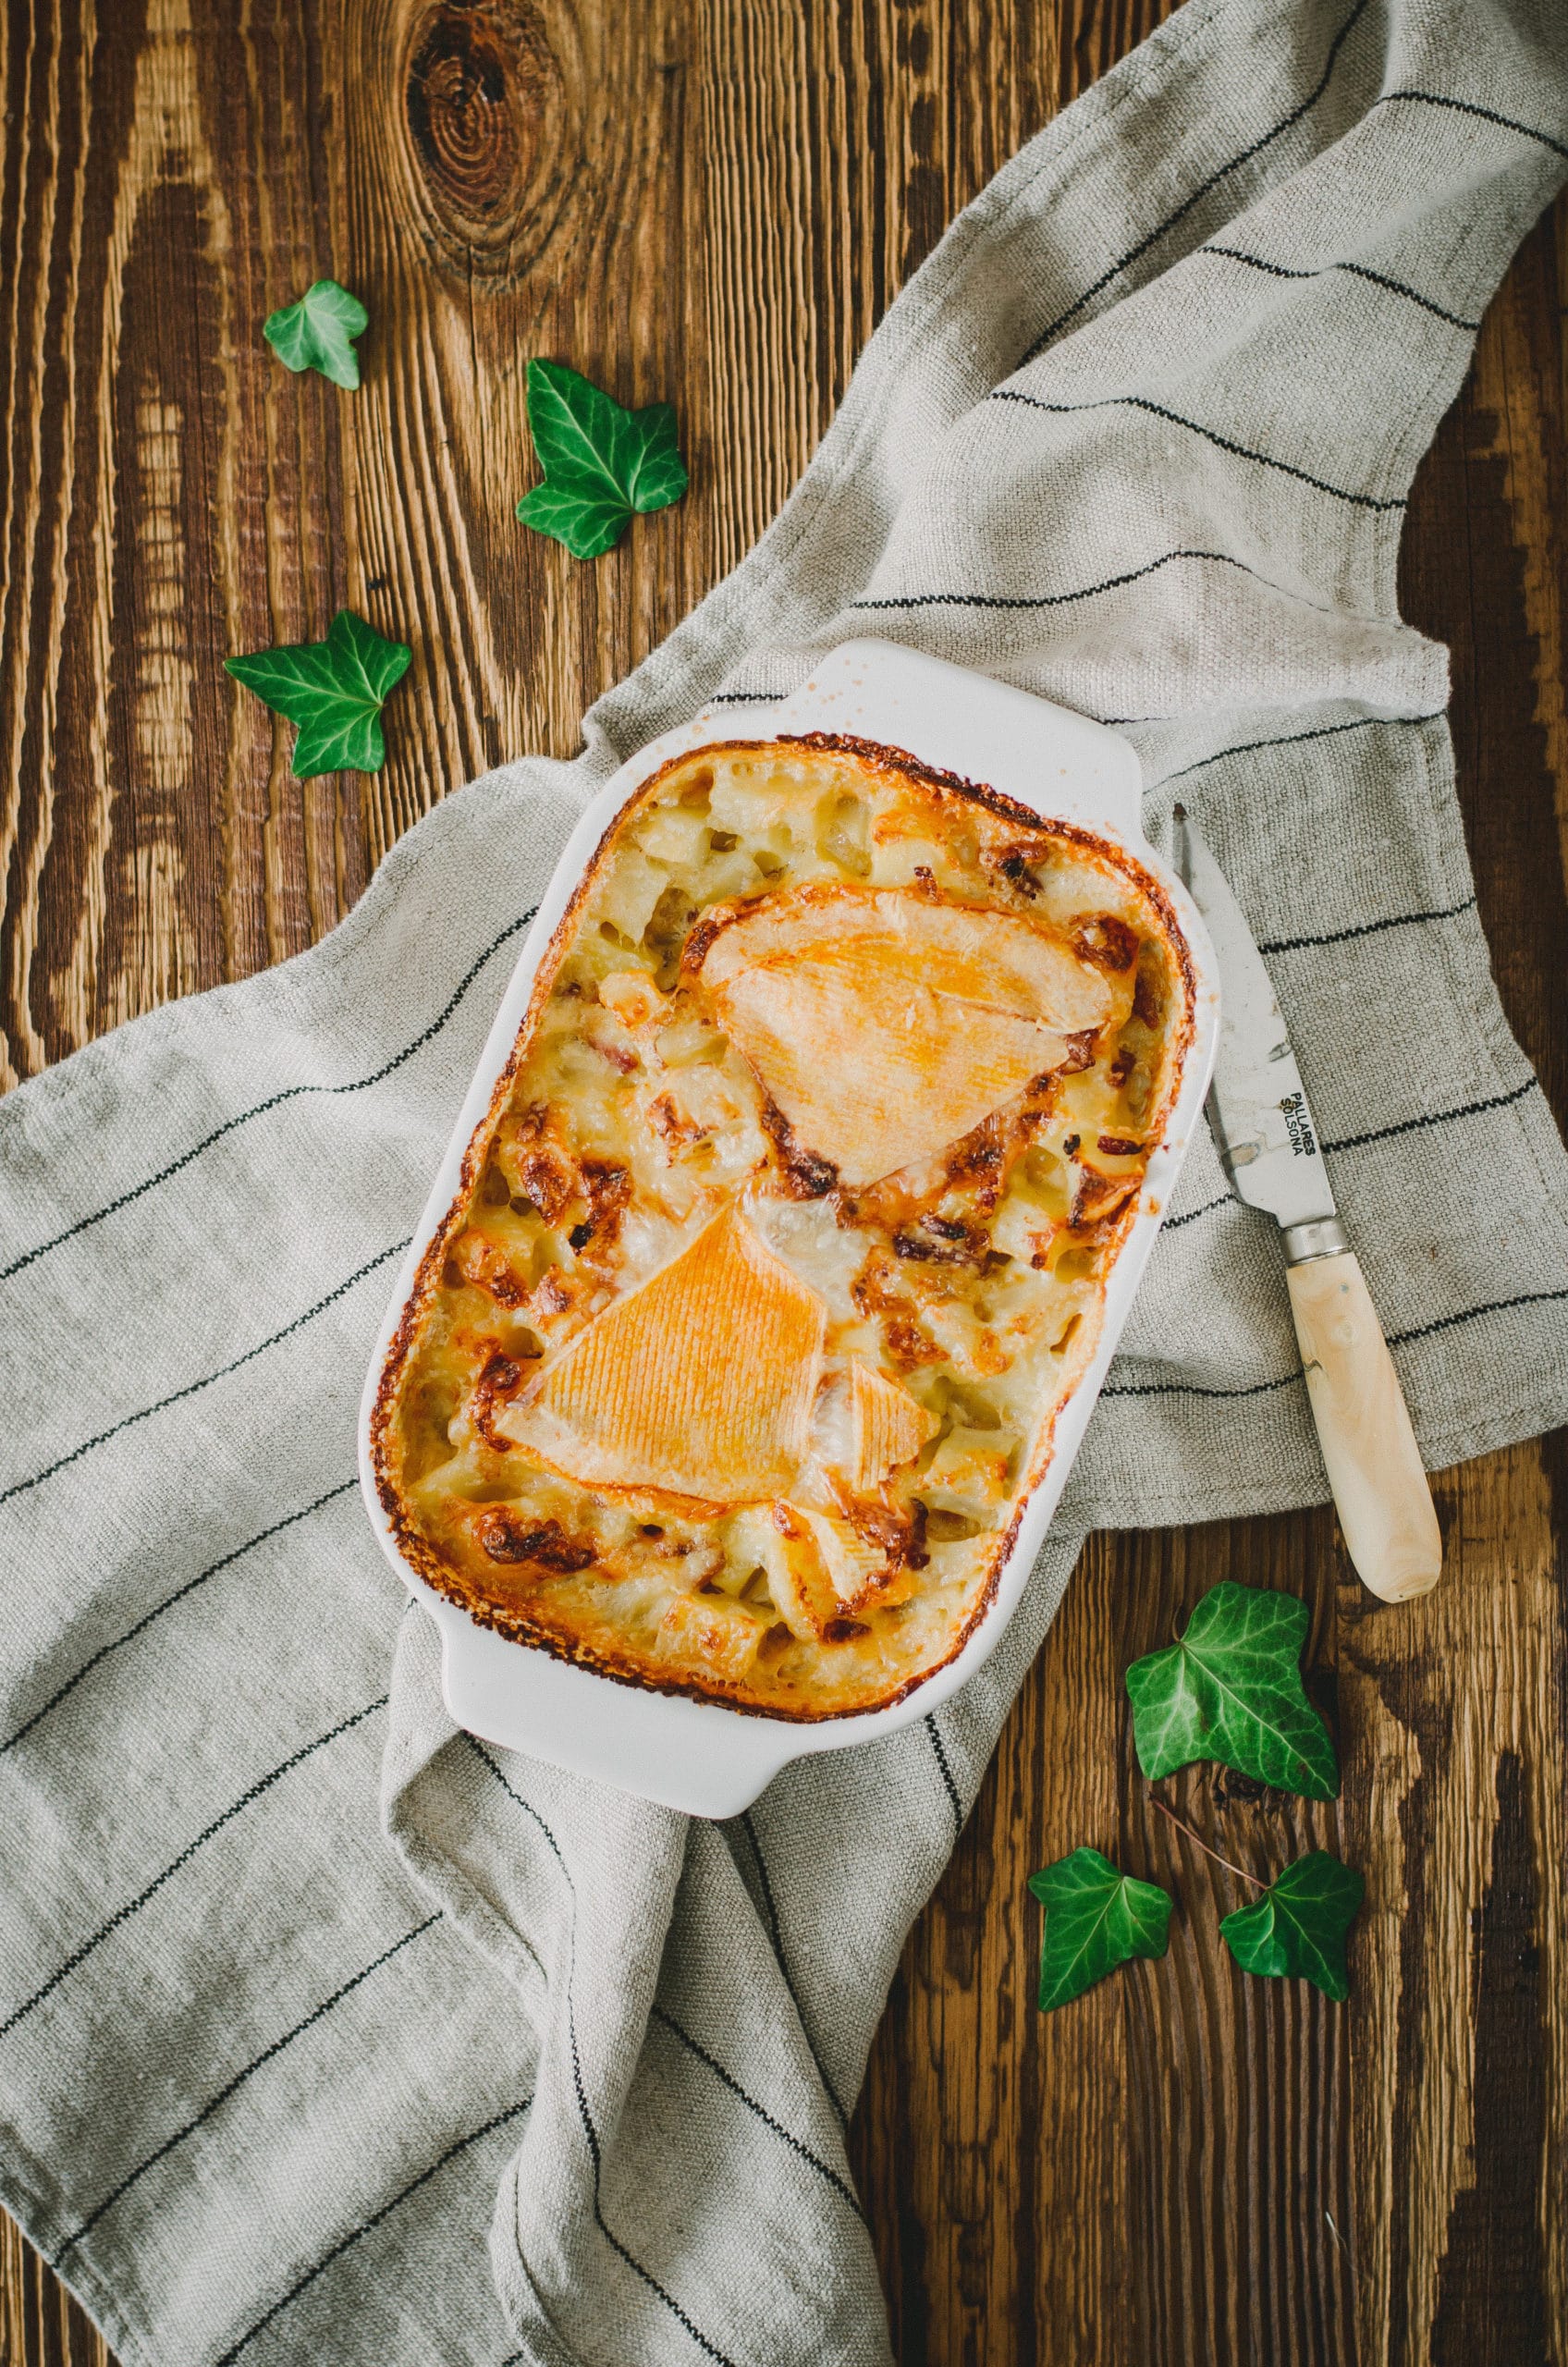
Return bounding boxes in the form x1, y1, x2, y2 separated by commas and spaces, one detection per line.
1124, 1580, 1339, 1799
226, 609, 410, 779
517, 358, 689, 558
1219, 1851, 1365, 2000
263, 279, 369, 390
1028, 1846, 1172, 2011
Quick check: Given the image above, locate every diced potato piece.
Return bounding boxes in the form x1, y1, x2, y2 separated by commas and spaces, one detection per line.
641, 1062, 770, 1190
450, 1223, 531, 1306
599, 970, 665, 1029
699, 852, 763, 904
655, 1019, 729, 1069
865, 810, 946, 879
728, 1504, 839, 1640
660, 1065, 744, 1135
654, 1589, 763, 1681
991, 1196, 1050, 1262
708, 768, 808, 835
817, 791, 871, 877
922, 1298, 1011, 1380
925, 1425, 1014, 1506
594, 851, 668, 944
635, 806, 714, 864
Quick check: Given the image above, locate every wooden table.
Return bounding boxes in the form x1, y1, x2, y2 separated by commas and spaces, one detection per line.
2, 5, 1563, 2361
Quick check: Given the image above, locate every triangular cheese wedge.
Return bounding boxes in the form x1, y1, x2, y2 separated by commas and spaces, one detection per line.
696, 886, 1114, 1185
496, 1207, 825, 1502
850, 1360, 938, 1491
714, 953, 1064, 1184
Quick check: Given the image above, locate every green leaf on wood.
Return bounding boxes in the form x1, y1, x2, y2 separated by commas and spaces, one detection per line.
1124, 1580, 1339, 1799
1028, 1846, 1172, 2011
226, 609, 410, 778
263, 279, 369, 389
1219, 1851, 1365, 2000
517, 358, 688, 558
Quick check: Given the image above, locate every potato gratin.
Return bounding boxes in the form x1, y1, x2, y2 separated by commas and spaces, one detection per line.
373, 736, 1194, 1719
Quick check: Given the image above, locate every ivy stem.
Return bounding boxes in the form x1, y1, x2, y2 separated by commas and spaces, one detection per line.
1148, 1793, 1268, 1890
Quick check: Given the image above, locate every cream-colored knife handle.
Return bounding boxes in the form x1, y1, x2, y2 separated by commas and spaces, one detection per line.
1283, 1244, 1441, 1601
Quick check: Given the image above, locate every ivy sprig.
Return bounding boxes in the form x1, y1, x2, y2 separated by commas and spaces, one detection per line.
1220, 1853, 1365, 2001
226, 608, 410, 778
1035, 1581, 1363, 2011
1029, 1847, 1171, 2010
517, 359, 688, 558
1149, 1793, 1364, 2001
1124, 1579, 1339, 1799
263, 279, 368, 390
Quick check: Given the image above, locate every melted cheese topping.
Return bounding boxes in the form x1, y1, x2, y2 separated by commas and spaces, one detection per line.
372, 737, 1193, 1720
500, 1206, 826, 1500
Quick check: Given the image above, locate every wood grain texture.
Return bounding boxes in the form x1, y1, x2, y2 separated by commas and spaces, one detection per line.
0, 4, 1563, 2363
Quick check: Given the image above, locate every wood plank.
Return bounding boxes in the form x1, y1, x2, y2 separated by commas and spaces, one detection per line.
1, 2, 1564, 2363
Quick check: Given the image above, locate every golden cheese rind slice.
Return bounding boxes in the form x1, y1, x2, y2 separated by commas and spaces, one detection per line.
696, 886, 1113, 1184
497, 1206, 825, 1502
850, 1360, 938, 1491
715, 955, 1066, 1185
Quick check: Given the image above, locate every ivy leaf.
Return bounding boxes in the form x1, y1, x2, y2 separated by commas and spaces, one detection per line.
517, 358, 688, 558
1219, 1851, 1365, 2000
226, 609, 410, 778
1124, 1580, 1339, 1799
263, 279, 369, 390
1028, 1846, 1172, 2011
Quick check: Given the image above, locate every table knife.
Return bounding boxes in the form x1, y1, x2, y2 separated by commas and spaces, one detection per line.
1173, 806, 1441, 1602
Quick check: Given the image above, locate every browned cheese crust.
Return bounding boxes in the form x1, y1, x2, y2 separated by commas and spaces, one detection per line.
372, 736, 1194, 1720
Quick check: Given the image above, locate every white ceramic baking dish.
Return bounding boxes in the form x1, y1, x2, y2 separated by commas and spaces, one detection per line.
358, 640, 1218, 1816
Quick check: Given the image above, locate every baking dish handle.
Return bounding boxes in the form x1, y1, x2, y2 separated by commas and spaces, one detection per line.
433, 1602, 806, 1820
772, 638, 1144, 843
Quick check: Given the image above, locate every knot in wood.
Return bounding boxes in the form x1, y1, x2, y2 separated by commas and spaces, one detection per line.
408, 6, 520, 216
403, 1, 571, 271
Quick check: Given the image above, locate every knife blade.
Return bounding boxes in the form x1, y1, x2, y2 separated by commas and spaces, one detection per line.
1172, 806, 1441, 1602
1173, 807, 1341, 1245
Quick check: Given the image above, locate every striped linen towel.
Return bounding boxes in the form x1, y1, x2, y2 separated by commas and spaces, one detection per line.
4, 0, 1568, 2361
